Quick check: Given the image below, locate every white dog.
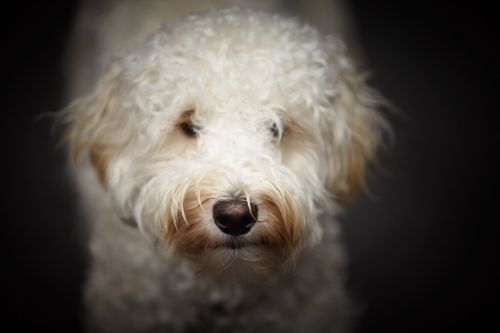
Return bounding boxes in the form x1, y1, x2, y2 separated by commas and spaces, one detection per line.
62, 1, 388, 332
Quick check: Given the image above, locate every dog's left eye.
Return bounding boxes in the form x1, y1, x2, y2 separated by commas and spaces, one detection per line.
270, 123, 279, 138
270, 123, 287, 140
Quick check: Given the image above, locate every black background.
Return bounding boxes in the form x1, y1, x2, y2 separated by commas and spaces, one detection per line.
3, 1, 496, 332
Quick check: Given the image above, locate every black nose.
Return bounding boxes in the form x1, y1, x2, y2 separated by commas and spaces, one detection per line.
213, 200, 258, 236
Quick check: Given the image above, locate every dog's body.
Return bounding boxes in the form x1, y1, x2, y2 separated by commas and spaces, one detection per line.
63, 1, 387, 332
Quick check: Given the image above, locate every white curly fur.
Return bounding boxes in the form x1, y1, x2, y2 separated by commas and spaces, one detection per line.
62, 2, 388, 332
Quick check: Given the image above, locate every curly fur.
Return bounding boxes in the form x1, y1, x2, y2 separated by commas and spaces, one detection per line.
61, 2, 388, 332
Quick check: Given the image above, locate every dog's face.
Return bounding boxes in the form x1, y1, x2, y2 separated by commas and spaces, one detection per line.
64, 9, 386, 275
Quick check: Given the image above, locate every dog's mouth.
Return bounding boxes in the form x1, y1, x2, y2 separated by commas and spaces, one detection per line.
213, 238, 280, 251
216, 238, 254, 250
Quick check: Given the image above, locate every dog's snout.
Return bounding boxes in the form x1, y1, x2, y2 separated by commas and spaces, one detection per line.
213, 200, 258, 236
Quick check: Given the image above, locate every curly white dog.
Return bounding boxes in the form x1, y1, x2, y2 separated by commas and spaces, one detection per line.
62, 1, 388, 332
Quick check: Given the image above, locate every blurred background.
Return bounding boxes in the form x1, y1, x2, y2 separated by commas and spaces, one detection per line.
3, 1, 496, 332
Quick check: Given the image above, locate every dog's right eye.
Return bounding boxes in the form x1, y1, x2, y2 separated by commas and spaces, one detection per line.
177, 110, 199, 138
179, 120, 199, 138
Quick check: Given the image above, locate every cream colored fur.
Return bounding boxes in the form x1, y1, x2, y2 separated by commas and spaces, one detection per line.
62, 1, 388, 332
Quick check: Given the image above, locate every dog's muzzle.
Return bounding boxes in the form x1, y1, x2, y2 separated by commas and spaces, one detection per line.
213, 199, 258, 236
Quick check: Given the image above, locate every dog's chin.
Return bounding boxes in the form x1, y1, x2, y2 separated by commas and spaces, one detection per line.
172, 238, 297, 279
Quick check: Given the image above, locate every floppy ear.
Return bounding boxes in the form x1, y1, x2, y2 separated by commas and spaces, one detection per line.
61, 65, 124, 186
323, 61, 389, 204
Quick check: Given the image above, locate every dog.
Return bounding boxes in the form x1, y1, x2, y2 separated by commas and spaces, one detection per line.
61, 1, 388, 332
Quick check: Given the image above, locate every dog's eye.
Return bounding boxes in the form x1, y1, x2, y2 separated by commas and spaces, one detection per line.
179, 120, 199, 138
270, 123, 279, 139
270, 123, 287, 140
177, 110, 199, 138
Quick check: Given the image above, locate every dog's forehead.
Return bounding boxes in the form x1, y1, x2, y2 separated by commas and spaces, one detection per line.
117, 9, 349, 131
123, 10, 338, 110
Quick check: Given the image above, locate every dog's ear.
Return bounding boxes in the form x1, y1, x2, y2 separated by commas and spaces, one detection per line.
61, 65, 124, 186
322, 61, 390, 204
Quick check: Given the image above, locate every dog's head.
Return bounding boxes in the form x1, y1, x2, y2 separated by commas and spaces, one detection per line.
63, 9, 388, 275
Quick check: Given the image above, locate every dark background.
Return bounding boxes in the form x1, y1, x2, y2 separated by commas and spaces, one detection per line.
3, 1, 496, 332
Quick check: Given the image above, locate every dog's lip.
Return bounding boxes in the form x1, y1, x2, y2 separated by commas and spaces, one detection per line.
216, 239, 254, 250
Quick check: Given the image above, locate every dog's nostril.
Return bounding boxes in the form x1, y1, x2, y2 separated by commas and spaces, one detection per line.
213, 200, 258, 236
